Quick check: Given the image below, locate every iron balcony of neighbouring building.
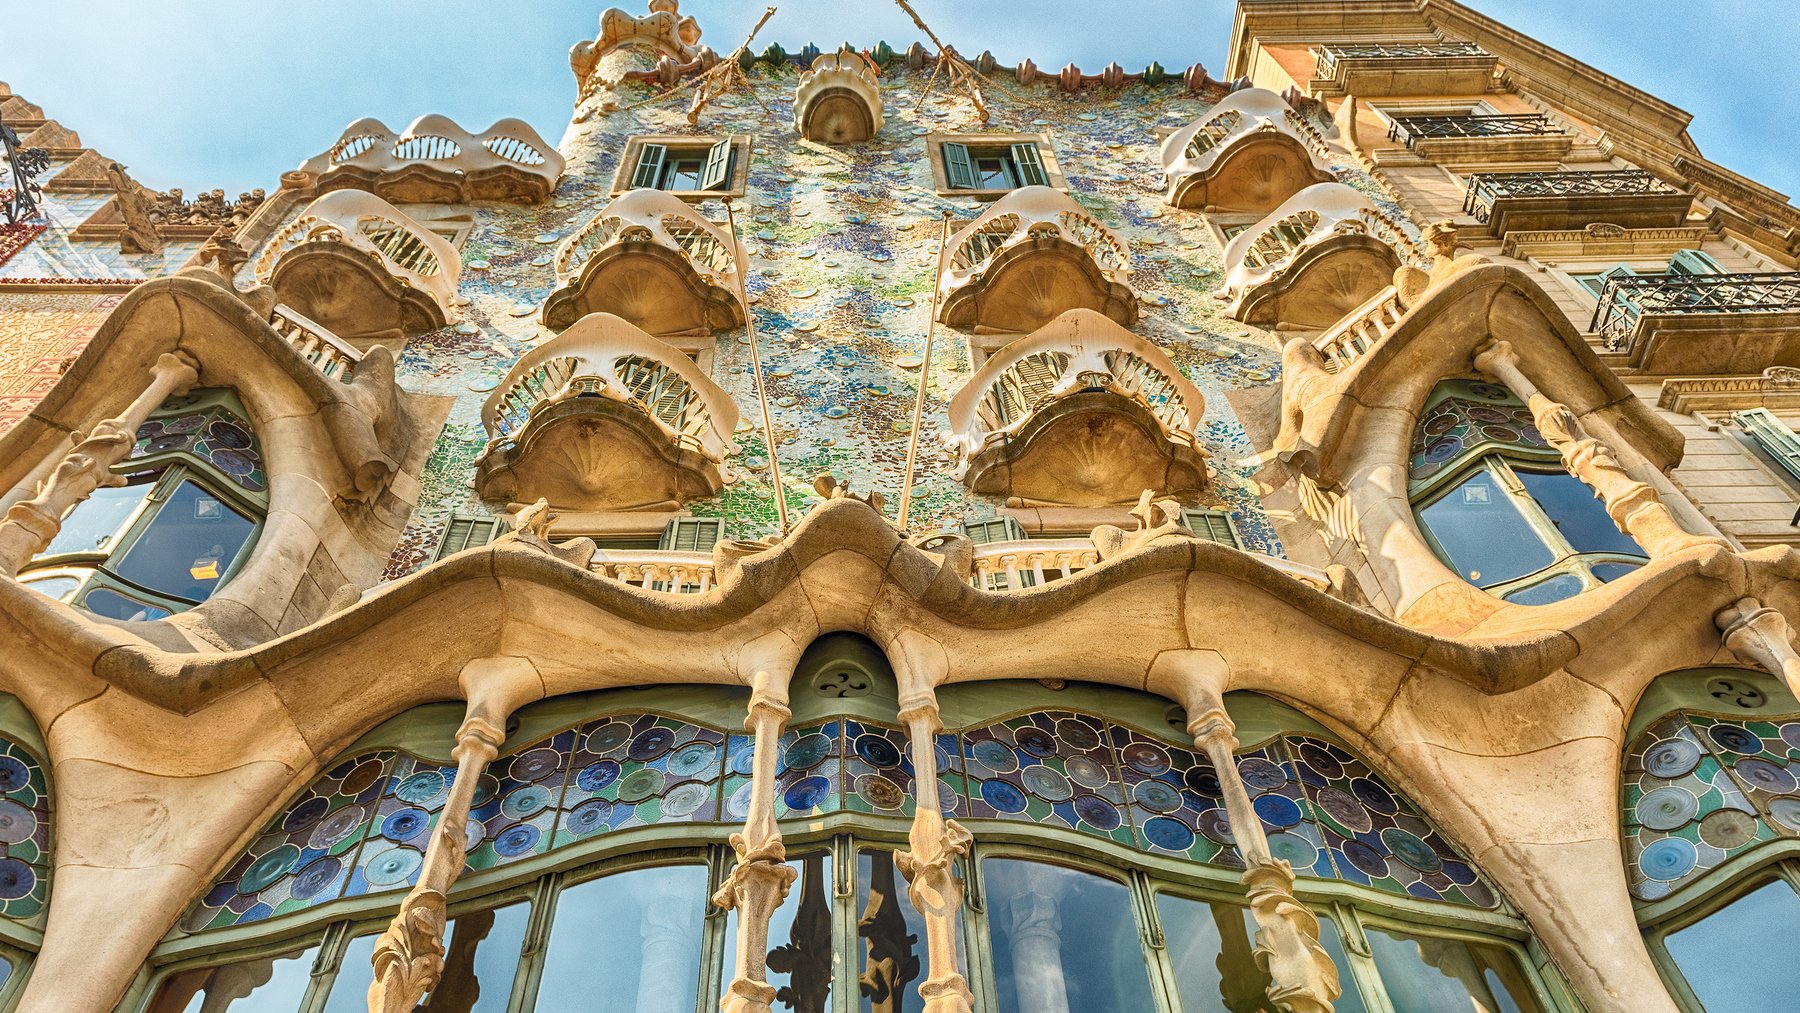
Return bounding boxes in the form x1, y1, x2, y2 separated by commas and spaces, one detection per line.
1311, 40, 1497, 96
1387, 113, 1568, 162
1592, 272, 1800, 374
1463, 169, 1692, 234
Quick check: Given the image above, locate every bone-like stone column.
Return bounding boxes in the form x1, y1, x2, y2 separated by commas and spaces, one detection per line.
1472, 340, 1726, 558
1717, 598, 1800, 697
1147, 651, 1340, 1013
0, 351, 199, 576
713, 663, 799, 1013
367, 657, 544, 1013
892, 648, 976, 1013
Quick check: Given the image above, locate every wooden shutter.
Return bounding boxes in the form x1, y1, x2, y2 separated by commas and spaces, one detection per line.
1667, 249, 1726, 276
961, 517, 1026, 544
1009, 142, 1049, 187
1734, 409, 1800, 483
700, 138, 734, 191
660, 517, 727, 551
1180, 509, 1241, 548
630, 143, 667, 189
941, 141, 976, 190
432, 514, 505, 562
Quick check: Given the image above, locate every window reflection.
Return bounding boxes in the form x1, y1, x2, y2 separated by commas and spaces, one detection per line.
147, 946, 319, 1013
984, 858, 1154, 1013
1417, 470, 1553, 586
1665, 879, 1800, 1012
42, 479, 151, 557
114, 479, 257, 602
537, 865, 707, 1013
859, 849, 961, 1013
1365, 926, 1540, 1013
1155, 891, 1368, 1013
724, 852, 835, 1013
1514, 469, 1644, 559
325, 903, 528, 1013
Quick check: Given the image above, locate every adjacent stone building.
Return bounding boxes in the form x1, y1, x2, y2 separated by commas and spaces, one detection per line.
1, 1, 1798, 1010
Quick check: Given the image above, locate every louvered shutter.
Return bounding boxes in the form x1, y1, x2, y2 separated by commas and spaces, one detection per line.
660, 517, 727, 551
941, 141, 976, 190
432, 514, 505, 562
961, 517, 1026, 544
1734, 409, 1800, 483
1009, 142, 1049, 187
700, 138, 734, 191
630, 143, 668, 189
1180, 509, 1241, 548
1667, 249, 1725, 276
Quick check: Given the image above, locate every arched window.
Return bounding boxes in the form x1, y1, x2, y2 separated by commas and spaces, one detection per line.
0, 699, 52, 1009
1624, 668, 1800, 1012
1410, 379, 1646, 605
147, 668, 1556, 1012
19, 389, 266, 621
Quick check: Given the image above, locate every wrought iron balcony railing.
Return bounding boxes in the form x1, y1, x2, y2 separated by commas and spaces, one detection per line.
1590, 273, 1800, 349
1314, 41, 1489, 81
1387, 114, 1558, 149
1463, 169, 1682, 223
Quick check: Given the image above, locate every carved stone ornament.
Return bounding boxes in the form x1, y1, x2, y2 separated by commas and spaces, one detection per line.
814, 471, 887, 513
1090, 489, 1195, 561
105, 161, 165, 255
495, 497, 598, 569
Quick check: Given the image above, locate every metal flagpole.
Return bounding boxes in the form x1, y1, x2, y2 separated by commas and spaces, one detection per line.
722, 196, 791, 536
896, 210, 954, 532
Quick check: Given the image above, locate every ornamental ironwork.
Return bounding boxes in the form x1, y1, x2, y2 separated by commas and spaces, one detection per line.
1462, 169, 1681, 223
0, 114, 50, 225
1386, 113, 1558, 148
1591, 272, 1800, 348
1314, 40, 1488, 80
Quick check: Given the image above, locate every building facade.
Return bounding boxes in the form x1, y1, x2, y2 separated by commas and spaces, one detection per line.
0, 1, 1799, 1010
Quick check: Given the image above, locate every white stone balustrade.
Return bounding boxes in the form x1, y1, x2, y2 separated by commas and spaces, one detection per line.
297, 114, 565, 203
543, 188, 747, 334
793, 49, 884, 143
1310, 285, 1405, 373
589, 548, 717, 592
937, 186, 1137, 333
969, 536, 1330, 593
269, 303, 363, 381
1159, 88, 1334, 212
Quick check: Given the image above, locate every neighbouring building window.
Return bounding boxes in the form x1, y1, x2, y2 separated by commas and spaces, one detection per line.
19, 390, 266, 621
614, 135, 749, 197
1410, 379, 1647, 605
1729, 408, 1800, 493
928, 133, 1062, 196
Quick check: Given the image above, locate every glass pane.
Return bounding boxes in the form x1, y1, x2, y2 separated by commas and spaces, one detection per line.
112, 479, 257, 602
1154, 892, 1367, 1013
666, 158, 704, 190
1417, 469, 1555, 587
325, 902, 528, 1013
81, 586, 175, 622
1366, 927, 1541, 1013
1666, 879, 1800, 1012
1501, 572, 1586, 607
1589, 561, 1642, 583
40, 478, 153, 557
146, 946, 319, 1013
20, 572, 84, 602
1515, 469, 1645, 558
984, 859, 1154, 1013
859, 849, 962, 1013
974, 156, 1012, 190
537, 865, 707, 1013
724, 852, 835, 1013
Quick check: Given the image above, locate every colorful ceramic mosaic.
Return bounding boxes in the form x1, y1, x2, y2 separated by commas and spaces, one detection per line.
0, 734, 51, 922
1409, 380, 1550, 490
132, 392, 268, 495
0, 223, 45, 271
1624, 711, 1800, 902
0, 292, 117, 436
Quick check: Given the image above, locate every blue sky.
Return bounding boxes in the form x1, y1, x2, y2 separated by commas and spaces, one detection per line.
7, 1, 1797, 199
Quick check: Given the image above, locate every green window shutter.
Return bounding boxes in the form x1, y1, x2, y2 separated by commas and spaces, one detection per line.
700, 139, 734, 191
660, 517, 727, 552
432, 514, 505, 562
941, 141, 975, 190
1734, 409, 1800, 483
1180, 509, 1241, 548
630, 143, 667, 189
961, 517, 1027, 544
1667, 249, 1726, 276
1009, 142, 1049, 187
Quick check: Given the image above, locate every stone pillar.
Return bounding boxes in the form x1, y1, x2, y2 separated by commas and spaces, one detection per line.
892, 638, 975, 1013
713, 661, 798, 1013
1717, 598, 1800, 697
1004, 881, 1069, 1013
367, 657, 544, 1013
1147, 651, 1340, 1013
0, 351, 199, 576
1472, 340, 1726, 558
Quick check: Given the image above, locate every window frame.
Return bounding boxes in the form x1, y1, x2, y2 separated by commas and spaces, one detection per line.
925, 132, 1067, 200
611, 134, 751, 200
1640, 859, 1800, 1013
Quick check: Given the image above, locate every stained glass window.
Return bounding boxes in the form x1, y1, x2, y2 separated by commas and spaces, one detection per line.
0, 735, 50, 925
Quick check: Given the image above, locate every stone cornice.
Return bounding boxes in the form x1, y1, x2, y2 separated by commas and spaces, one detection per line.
1657, 367, 1800, 414
1500, 224, 1709, 261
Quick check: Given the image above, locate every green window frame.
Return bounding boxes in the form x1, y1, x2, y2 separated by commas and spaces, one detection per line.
625, 137, 740, 194
431, 514, 506, 562
1180, 508, 1241, 548
939, 139, 1050, 192
1731, 408, 1800, 486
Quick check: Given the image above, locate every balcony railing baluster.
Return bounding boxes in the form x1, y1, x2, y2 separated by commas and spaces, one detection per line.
1462, 169, 1682, 223
1387, 114, 1558, 149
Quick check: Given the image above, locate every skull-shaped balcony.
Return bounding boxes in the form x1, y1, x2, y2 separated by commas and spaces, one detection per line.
1160, 88, 1334, 214
793, 49, 883, 144
476, 312, 739, 511
944, 308, 1209, 506
1216, 182, 1428, 329
296, 114, 565, 204
938, 186, 1137, 335
252, 190, 460, 348
541, 189, 747, 338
